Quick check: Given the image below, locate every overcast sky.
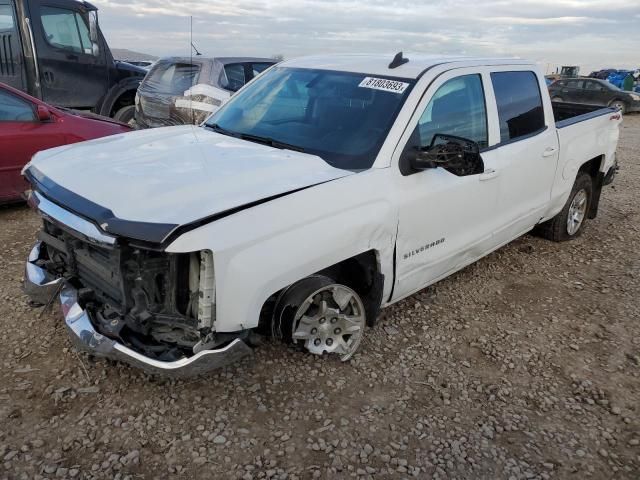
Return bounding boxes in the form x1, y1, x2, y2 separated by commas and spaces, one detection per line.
94, 0, 639, 73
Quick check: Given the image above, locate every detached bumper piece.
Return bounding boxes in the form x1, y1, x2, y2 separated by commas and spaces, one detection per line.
25, 243, 253, 377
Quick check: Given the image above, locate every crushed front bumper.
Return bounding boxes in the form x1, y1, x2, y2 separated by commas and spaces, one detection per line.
24, 243, 253, 377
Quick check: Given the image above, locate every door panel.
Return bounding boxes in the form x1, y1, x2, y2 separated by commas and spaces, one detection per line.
392, 70, 502, 301
393, 150, 501, 300
27, 0, 107, 107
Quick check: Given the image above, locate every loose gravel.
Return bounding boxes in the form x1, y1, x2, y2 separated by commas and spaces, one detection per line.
1, 115, 639, 480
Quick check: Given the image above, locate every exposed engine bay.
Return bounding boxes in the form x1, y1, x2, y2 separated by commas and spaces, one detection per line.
34, 218, 225, 361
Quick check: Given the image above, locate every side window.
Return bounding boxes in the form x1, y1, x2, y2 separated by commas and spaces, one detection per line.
223, 64, 246, 92
0, 3, 15, 29
251, 62, 273, 78
0, 89, 36, 121
491, 71, 545, 143
565, 79, 583, 89
41, 7, 91, 54
145, 63, 200, 94
584, 81, 604, 91
416, 74, 488, 148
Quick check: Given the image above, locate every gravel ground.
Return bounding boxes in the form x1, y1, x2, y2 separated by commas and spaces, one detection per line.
1, 115, 639, 480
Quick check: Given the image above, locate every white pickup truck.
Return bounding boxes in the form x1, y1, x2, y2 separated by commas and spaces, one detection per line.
23, 53, 621, 376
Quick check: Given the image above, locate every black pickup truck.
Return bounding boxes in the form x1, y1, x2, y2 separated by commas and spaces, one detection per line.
0, 0, 145, 121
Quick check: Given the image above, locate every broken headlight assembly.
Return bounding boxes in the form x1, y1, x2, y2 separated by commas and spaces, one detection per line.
35, 218, 223, 361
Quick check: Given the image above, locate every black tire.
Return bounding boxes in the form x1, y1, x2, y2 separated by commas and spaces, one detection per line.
609, 99, 627, 114
272, 275, 367, 359
113, 105, 135, 124
272, 275, 335, 343
536, 172, 593, 242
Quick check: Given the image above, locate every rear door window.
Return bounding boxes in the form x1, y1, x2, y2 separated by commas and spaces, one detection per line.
416, 74, 488, 148
0, 89, 35, 121
491, 71, 545, 143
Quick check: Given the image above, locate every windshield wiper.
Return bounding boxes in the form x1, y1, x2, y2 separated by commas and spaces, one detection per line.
204, 123, 240, 138
238, 133, 306, 153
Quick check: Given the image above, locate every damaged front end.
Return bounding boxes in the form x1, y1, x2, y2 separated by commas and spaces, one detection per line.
24, 192, 252, 376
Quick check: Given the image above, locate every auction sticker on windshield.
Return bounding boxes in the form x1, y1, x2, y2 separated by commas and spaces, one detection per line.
359, 77, 409, 94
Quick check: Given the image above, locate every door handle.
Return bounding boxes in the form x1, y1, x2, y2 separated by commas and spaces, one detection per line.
42, 71, 54, 85
479, 168, 499, 181
542, 147, 558, 158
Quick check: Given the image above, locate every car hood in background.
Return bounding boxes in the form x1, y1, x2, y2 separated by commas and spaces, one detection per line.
25, 126, 353, 243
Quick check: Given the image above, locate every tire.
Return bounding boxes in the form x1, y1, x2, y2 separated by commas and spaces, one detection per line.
536, 172, 593, 242
113, 105, 135, 124
273, 275, 366, 361
609, 100, 627, 114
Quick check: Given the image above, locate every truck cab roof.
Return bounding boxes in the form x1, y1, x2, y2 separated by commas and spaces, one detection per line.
280, 53, 532, 78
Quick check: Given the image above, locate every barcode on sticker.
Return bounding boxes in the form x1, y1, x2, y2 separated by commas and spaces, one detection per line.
359, 77, 409, 94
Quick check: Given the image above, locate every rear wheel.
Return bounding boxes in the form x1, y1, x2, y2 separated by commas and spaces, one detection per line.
609, 100, 627, 114
113, 105, 135, 124
536, 172, 592, 242
274, 275, 366, 361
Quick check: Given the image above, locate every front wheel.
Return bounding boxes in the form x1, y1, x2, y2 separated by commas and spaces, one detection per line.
274, 275, 366, 361
536, 172, 593, 242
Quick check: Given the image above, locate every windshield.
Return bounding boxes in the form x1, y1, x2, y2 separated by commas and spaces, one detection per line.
205, 67, 415, 170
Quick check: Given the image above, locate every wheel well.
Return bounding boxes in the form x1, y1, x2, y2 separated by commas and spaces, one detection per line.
578, 155, 605, 219
258, 250, 385, 334
578, 155, 603, 180
110, 90, 136, 117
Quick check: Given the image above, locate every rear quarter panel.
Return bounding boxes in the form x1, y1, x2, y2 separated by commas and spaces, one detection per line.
544, 110, 621, 219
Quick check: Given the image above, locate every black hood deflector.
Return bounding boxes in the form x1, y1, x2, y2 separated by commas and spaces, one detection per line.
25, 166, 327, 249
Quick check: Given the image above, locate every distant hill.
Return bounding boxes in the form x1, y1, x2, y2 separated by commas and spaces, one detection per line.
111, 49, 158, 62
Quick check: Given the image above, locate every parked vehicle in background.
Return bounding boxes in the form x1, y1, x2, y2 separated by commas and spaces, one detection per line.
22, 54, 620, 376
0, 0, 146, 123
121, 60, 155, 71
549, 77, 640, 113
0, 82, 131, 204
134, 56, 276, 128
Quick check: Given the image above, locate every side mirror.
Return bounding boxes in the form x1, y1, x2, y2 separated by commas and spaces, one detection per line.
36, 105, 52, 122
410, 134, 484, 176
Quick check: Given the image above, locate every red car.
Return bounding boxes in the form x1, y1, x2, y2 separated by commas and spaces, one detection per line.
0, 83, 132, 204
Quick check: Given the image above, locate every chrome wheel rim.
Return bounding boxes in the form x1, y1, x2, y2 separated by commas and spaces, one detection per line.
567, 189, 587, 235
291, 284, 365, 361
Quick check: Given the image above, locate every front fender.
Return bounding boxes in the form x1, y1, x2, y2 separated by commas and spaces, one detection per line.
98, 78, 142, 117
165, 170, 396, 332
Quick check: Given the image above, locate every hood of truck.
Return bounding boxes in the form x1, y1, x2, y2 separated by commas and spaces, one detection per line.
26, 125, 354, 244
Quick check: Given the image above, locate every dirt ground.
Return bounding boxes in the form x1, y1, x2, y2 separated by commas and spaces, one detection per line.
1, 115, 639, 480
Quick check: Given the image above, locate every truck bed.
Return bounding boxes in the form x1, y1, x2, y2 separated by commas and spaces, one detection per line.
552, 102, 617, 128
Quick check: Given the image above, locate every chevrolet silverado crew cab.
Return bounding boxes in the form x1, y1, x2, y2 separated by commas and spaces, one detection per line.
23, 53, 621, 376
